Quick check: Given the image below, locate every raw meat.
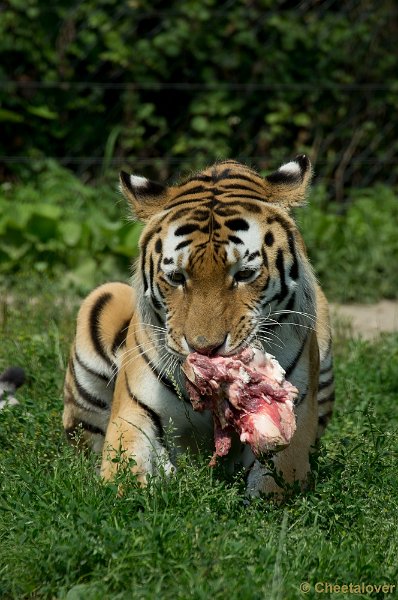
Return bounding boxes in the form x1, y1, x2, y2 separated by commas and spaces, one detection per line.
182, 347, 298, 465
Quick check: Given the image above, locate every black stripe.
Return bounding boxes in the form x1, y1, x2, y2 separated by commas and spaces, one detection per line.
319, 362, 333, 376
229, 234, 243, 244
171, 207, 195, 220
318, 376, 334, 391
320, 339, 333, 374
125, 375, 163, 440
318, 410, 333, 427
261, 245, 269, 270
212, 166, 233, 181
89, 293, 113, 367
217, 171, 262, 185
284, 293, 296, 312
74, 351, 109, 383
166, 195, 211, 211
191, 209, 211, 221
175, 223, 198, 236
285, 335, 308, 378
319, 390, 335, 403
220, 200, 262, 213
179, 174, 212, 185
275, 248, 288, 301
267, 170, 300, 185
141, 227, 162, 294
318, 393, 335, 405
189, 246, 207, 269
167, 198, 211, 211
133, 334, 175, 392
70, 361, 108, 410
111, 319, 131, 356
220, 182, 264, 194
264, 231, 274, 246
287, 232, 299, 280
267, 214, 292, 231
225, 218, 249, 231
213, 206, 239, 217
141, 250, 148, 293
149, 255, 162, 311
220, 192, 266, 202
133, 178, 165, 197
172, 185, 207, 201
140, 227, 158, 250
175, 239, 191, 250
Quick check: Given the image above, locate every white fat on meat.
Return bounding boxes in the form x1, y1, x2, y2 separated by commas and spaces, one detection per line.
182, 346, 298, 465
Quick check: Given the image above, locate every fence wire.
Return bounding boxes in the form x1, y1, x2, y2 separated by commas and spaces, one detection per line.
1, 0, 397, 200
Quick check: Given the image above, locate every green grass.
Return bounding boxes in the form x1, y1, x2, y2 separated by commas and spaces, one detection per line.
1, 283, 398, 599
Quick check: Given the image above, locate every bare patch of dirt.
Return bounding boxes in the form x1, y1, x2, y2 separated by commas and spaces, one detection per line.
331, 300, 398, 339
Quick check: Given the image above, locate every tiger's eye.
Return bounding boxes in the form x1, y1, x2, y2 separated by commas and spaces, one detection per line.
167, 271, 186, 286
234, 269, 255, 283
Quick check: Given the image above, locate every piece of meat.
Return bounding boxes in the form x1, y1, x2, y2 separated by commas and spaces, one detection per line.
182, 347, 298, 465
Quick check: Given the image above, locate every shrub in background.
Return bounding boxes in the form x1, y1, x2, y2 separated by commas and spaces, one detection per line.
1, 162, 397, 301
1, 0, 397, 195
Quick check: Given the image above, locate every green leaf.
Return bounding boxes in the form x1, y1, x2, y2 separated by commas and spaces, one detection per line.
27, 106, 58, 120
0, 108, 24, 123
26, 212, 60, 242
63, 258, 98, 290
59, 221, 82, 246
191, 116, 208, 132
114, 223, 143, 257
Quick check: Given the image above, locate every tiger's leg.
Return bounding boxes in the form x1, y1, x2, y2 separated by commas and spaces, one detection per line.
100, 364, 174, 485
246, 332, 319, 497
63, 282, 135, 453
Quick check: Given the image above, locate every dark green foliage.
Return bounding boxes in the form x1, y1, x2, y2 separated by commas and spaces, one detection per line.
0, 161, 142, 291
0, 285, 397, 598
297, 184, 398, 302
1, 0, 398, 193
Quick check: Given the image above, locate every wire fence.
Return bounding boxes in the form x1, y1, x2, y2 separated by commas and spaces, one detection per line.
1, 0, 398, 200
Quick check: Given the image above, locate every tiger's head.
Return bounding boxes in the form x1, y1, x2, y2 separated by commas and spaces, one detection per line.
120, 157, 313, 358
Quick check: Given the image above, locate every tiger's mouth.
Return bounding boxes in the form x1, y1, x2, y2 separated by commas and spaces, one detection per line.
222, 332, 262, 358
168, 330, 260, 362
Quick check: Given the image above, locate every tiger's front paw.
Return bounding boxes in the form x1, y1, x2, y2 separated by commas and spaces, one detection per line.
246, 460, 283, 498
101, 441, 175, 487
245, 458, 308, 500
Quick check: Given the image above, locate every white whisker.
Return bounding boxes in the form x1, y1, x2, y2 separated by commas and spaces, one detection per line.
271, 309, 316, 322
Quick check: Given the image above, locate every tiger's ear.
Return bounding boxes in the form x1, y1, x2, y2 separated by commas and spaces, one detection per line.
119, 171, 168, 220
264, 155, 313, 209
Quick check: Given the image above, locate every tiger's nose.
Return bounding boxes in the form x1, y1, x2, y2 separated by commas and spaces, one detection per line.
187, 334, 227, 356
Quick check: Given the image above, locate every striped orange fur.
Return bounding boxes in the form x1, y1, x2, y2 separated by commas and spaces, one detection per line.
63, 156, 334, 496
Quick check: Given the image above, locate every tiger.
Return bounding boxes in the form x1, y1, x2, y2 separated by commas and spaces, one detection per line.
63, 155, 334, 496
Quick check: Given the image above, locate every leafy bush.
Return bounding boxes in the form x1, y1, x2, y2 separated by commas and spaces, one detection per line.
1, 0, 398, 194
0, 161, 141, 291
298, 184, 398, 302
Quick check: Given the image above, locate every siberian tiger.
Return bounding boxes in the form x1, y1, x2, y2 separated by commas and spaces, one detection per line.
63, 156, 334, 496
